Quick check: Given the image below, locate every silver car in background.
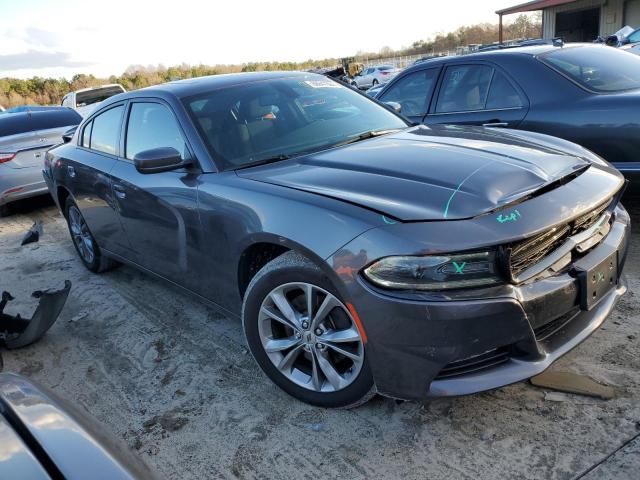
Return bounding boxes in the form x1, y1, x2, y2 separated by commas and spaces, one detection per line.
0, 107, 81, 216
350, 65, 401, 89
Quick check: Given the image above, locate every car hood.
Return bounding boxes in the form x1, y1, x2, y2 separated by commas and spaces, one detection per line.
237, 125, 592, 221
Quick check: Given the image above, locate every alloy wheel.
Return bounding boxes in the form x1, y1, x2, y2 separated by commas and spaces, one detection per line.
258, 282, 364, 393
68, 206, 95, 264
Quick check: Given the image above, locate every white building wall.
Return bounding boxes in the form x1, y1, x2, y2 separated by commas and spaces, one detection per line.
541, 0, 626, 39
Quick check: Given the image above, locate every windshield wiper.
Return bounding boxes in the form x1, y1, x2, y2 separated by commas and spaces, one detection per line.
332, 129, 402, 148
234, 154, 293, 170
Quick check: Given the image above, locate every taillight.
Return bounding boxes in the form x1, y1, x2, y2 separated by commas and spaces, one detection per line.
0, 153, 16, 164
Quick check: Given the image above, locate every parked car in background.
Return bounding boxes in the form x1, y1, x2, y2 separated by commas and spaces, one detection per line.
375, 44, 640, 180
366, 83, 385, 98
0, 107, 81, 216
44, 72, 628, 407
351, 65, 400, 89
0, 373, 156, 479
61, 84, 126, 117
5, 105, 59, 113
620, 27, 640, 55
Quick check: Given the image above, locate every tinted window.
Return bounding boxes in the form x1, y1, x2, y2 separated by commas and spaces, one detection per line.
0, 113, 32, 137
542, 46, 640, 92
82, 121, 92, 148
486, 70, 523, 109
436, 65, 493, 113
378, 66, 394, 71
184, 76, 407, 170
90, 105, 123, 155
30, 109, 82, 131
126, 103, 188, 160
379, 68, 439, 116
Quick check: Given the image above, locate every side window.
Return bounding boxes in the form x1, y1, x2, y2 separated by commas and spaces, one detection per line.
379, 68, 439, 117
90, 105, 123, 155
81, 121, 93, 148
486, 70, 524, 109
435, 65, 493, 113
125, 102, 188, 160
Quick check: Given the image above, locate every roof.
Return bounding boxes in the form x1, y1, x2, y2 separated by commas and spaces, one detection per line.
403, 44, 566, 72
140, 71, 314, 98
496, 0, 576, 15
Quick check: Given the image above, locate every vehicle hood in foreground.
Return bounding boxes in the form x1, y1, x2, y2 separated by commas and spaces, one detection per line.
238, 125, 597, 221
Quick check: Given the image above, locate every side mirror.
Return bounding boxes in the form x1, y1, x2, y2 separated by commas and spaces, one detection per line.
62, 127, 76, 144
384, 101, 402, 114
133, 147, 188, 174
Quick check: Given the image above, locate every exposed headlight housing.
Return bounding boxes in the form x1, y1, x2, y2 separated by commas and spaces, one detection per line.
363, 251, 501, 291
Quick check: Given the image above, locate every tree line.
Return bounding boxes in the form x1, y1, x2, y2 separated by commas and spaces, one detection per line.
0, 14, 540, 108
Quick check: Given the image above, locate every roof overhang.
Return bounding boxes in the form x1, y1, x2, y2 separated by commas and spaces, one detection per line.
496, 0, 576, 15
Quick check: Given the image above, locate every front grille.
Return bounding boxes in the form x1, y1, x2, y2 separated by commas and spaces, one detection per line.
533, 307, 579, 341
434, 347, 510, 380
508, 199, 612, 279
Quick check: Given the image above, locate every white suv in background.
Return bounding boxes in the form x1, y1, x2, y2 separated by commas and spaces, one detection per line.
61, 84, 126, 117
351, 65, 401, 90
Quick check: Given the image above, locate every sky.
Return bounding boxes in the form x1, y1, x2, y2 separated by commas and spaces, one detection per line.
0, 0, 523, 79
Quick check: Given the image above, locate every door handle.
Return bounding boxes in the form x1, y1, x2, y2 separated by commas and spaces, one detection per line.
112, 184, 126, 199
67, 166, 76, 178
482, 122, 509, 128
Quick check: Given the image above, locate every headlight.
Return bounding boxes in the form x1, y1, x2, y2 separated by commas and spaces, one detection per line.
363, 251, 501, 290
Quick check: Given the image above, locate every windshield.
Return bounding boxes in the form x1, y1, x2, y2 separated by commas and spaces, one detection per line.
541, 46, 640, 92
183, 76, 407, 169
628, 29, 640, 43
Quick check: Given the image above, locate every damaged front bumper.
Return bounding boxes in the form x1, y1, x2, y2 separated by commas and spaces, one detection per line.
329, 204, 630, 402
0, 281, 71, 350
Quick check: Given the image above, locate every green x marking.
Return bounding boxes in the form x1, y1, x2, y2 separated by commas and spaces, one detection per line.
596, 271, 605, 282
452, 261, 466, 274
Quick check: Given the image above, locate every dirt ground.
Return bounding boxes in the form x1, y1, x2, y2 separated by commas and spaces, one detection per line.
1, 195, 639, 480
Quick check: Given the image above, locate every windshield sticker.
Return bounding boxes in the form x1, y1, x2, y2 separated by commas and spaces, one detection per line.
303, 80, 340, 89
496, 209, 522, 224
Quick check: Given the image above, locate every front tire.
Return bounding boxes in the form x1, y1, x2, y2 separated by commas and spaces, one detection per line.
65, 198, 117, 273
242, 252, 375, 408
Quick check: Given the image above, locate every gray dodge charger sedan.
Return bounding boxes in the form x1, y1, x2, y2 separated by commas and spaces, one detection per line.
43, 72, 629, 407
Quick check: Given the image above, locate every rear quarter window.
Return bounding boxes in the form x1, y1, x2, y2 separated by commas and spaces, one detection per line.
541, 46, 640, 92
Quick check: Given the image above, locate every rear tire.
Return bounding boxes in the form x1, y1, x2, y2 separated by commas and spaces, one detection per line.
242, 252, 375, 408
64, 197, 117, 273
0, 203, 11, 217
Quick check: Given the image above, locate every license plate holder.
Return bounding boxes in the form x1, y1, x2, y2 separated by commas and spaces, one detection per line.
577, 250, 618, 311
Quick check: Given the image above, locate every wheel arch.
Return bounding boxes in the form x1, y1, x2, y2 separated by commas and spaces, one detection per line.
236, 233, 346, 301
56, 185, 72, 217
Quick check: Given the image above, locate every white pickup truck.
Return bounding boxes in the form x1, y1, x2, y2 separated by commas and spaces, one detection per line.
61, 84, 126, 117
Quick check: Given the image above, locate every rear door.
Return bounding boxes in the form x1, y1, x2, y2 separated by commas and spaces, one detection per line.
377, 67, 441, 124
425, 62, 529, 128
69, 104, 132, 258
109, 99, 202, 291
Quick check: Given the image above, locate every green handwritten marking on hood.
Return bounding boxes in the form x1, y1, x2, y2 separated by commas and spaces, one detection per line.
496, 209, 522, 224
